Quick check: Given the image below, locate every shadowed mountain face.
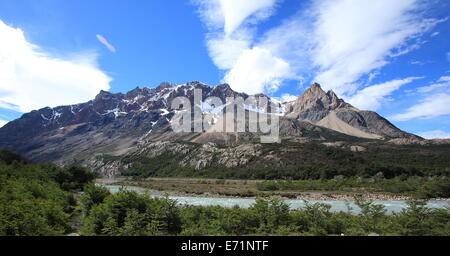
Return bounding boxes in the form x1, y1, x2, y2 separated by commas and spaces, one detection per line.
0, 82, 419, 176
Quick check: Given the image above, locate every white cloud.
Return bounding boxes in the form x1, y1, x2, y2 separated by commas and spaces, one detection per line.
258, 13, 313, 76
195, 0, 440, 98
347, 77, 421, 111
205, 30, 251, 70
194, 0, 291, 95
410, 60, 425, 65
223, 47, 293, 95
439, 76, 450, 82
431, 31, 439, 37
0, 20, 111, 113
417, 130, 450, 139
96, 34, 116, 53
194, 0, 278, 36
391, 93, 450, 121
417, 76, 450, 93
417, 83, 449, 93
311, 0, 442, 93
219, 0, 278, 36
280, 93, 298, 102
0, 120, 8, 128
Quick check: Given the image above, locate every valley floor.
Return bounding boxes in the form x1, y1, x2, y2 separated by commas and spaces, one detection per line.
96, 177, 450, 201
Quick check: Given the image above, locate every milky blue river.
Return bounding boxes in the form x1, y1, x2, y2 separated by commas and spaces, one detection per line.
103, 185, 449, 214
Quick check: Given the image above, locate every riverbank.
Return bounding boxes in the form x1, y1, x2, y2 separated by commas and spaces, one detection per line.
84, 184, 450, 236
96, 177, 450, 201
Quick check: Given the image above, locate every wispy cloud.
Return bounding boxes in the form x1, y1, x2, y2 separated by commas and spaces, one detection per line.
194, 0, 441, 99
391, 93, 450, 121
310, 0, 443, 94
410, 60, 425, 65
194, 0, 278, 36
194, 0, 294, 94
417, 130, 450, 139
346, 77, 422, 111
417, 76, 450, 93
0, 20, 111, 112
96, 34, 116, 53
431, 31, 440, 37
439, 76, 450, 82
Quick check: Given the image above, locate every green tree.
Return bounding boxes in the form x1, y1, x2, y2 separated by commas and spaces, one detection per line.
249, 198, 290, 234
79, 184, 111, 217
394, 200, 449, 236
354, 198, 387, 234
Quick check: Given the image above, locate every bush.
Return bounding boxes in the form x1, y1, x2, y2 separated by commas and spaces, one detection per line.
81, 189, 181, 236
0, 151, 95, 236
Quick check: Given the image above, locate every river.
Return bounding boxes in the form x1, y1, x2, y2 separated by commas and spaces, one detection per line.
103, 185, 449, 214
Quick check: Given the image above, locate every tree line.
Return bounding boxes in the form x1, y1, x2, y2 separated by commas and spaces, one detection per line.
0, 149, 449, 236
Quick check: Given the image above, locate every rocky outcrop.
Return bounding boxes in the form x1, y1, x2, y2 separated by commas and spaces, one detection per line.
389, 138, 450, 145
84, 156, 128, 178
284, 83, 418, 139
0, 81, 429, 177
133, 141, 262, 170
285, 83, 351, 119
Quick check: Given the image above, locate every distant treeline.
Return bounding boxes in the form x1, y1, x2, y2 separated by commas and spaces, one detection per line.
256, 178, 450, 199
119, 142, 450, 181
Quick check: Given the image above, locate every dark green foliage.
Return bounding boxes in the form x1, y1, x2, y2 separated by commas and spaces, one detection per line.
0, 150, 95, 236
79, 184, 111, 217
113, 142, 450, 186
0, 148, 448, 236
49, 166, 97, 191
81, 189, 181, 236
394, 200, 450, 236
81, 189, 450, 236
121, 153, 197, 178
0, 176, 72, 236
290, 202, 336, 235
416, 179, 450, 199
256, 177, 450, 199
249, 198, 291, 234
0, 149, 28, 164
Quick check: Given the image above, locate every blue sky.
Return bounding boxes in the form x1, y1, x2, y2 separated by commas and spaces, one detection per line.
0, 0, 449, 138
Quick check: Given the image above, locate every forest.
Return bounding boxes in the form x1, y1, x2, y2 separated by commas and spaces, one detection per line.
119, 142, 450, 181
0, 150, 449, 236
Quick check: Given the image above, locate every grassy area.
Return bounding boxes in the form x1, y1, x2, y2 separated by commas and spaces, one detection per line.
105, 175, 449, 200
256, 177, 450, 199
114, 178, 265, 198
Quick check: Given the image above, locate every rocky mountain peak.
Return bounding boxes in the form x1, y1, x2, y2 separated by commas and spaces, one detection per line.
156, 82, 176, 92
309, 82, 324, 92
0, 81, 419, 165
300, 83, 326, 99
286, 83, 350, 115
95, 89, 112, 98
215, 83, 232, 91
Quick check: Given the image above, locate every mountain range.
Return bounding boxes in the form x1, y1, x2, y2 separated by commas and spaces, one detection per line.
0, 82, 434, 177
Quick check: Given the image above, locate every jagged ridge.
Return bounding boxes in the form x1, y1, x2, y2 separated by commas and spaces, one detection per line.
0, 82, 419, 174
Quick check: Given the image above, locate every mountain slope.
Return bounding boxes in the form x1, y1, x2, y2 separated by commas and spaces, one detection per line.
0, 82, 421, 176
284, 83, 415, 138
